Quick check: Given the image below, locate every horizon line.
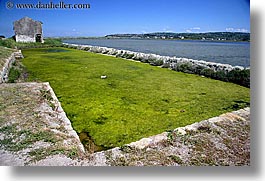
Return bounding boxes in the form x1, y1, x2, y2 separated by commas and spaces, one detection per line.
43, 31, 250, 38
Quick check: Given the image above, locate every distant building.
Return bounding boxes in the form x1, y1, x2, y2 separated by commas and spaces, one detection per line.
179, 36, 185, 40
13, 17, 43, 43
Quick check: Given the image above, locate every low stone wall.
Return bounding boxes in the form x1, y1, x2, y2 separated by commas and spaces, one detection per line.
0, 50, 23, 83
63, 43, 247, 73
43, 82, 85, 153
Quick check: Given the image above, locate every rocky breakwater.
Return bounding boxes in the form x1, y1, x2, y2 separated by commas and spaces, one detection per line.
63, 43, 250, 87
0, 50, 24, 83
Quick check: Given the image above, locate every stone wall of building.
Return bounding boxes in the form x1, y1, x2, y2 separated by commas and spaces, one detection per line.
13, 17, 43, 43
15, 35, 35, 43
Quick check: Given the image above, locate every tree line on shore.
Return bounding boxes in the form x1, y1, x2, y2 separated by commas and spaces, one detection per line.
105, 32, 250, 41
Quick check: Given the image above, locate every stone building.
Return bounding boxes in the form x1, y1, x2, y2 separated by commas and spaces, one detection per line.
13, 17, 43, 43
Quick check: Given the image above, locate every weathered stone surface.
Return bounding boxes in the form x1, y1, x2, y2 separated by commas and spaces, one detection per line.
15, 35, 35, 43
13, 17, 43, 43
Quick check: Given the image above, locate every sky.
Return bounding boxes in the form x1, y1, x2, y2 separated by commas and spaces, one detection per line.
0, 0, 250, 37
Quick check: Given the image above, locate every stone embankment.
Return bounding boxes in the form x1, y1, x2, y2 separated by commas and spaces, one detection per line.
63, 43, 247, 73
0, 50, 23, 83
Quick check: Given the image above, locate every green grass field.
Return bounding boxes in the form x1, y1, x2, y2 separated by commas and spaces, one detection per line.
22, 48, 250, 148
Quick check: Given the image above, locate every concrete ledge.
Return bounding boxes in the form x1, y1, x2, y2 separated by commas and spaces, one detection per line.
42, 82, 85, 153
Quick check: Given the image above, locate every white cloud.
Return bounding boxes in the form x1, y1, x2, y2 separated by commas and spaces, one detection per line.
226, 27, 234, 31
236, 28, 249, 33
226, 27, 249, 33
185, 27, 201, 33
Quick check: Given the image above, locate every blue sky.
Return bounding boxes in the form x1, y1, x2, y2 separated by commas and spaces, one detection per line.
0, 0, 250, 37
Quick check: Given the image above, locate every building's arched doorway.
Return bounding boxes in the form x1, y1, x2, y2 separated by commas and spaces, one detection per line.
35, 34, 42, 42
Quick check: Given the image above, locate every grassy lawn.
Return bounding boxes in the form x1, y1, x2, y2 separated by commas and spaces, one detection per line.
22, 48, 250, 148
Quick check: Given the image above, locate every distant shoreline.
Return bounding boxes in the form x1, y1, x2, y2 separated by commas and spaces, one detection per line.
59, 37, 250, 43
53, 31, 250, 42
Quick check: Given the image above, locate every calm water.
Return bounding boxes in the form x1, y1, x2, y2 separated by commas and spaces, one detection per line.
63, 39, 250, 67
